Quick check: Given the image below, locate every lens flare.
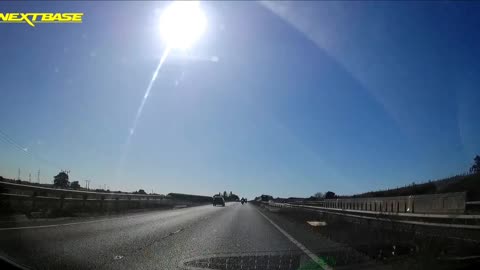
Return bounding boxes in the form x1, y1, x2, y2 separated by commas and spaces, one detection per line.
159, 1, 207, 49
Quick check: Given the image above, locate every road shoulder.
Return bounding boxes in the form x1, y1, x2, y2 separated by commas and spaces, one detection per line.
254, 203, 380, 269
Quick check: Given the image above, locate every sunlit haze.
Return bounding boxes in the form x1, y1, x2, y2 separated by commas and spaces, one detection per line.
159, 1, 207, 50
0, 1, 479, 199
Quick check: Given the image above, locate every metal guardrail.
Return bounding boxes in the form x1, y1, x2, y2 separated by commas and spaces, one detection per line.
272, 202, 480, 219
0, 181, 164, 200
265, 201, 480, 230
0, 181, 175, 213
466, 201, 480, 205
0, 193, 162, 202
0, 181, 216, 215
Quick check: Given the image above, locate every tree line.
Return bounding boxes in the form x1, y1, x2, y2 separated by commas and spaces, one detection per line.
313, 155, 480, 199
214, 191, 240, 201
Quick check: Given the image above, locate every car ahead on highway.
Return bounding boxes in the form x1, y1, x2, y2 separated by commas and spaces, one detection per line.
213, 195, 225, 207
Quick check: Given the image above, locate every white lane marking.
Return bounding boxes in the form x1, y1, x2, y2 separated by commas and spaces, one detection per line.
0, 205, 211, 231
0, 217, 128, 231
170, 228, 183, 235
0, 253, 29, 270
255, 208, 333, 270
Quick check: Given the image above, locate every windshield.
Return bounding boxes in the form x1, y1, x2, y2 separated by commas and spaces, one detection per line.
1, 1, 480, 270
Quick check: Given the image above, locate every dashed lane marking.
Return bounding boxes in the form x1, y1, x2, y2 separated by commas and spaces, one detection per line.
255, 207, 333, 270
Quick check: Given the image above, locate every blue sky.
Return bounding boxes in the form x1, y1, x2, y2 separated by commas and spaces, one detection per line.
0, 1, 479, 198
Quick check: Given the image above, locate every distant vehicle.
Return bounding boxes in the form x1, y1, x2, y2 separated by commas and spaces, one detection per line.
241, 198, 247, 204
213, 195, 225, 207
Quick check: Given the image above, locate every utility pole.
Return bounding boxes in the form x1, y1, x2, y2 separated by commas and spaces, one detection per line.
17, 168, 20, 180
85, 180, 90, 190
29, 173, 31, 182
37, 169, 40, 183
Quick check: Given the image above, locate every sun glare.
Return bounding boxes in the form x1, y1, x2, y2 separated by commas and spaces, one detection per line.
159, 1, 207, 50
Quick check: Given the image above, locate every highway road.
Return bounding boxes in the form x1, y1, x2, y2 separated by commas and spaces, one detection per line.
0, 203, 371, 269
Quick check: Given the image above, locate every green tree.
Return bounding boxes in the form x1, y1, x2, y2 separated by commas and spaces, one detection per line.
325, 191, 336, 199
53, 172, 69, 188
470, 155, 480, 174
70, 181, 80, 189
137, 189, 147, 195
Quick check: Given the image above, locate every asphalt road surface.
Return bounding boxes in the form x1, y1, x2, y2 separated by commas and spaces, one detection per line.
0, 203, 371, 270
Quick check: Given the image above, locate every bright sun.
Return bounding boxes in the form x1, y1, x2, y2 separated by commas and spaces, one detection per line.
159, 1, 207, 50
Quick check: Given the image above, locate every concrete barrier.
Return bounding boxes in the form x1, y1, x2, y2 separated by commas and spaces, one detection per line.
0, 181, 206, 216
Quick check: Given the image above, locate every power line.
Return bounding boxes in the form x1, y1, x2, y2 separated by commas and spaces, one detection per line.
0, 129, 90, 188
0, 129, 62, 170
0, 132, 27, 155
0, 130, 34, 155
